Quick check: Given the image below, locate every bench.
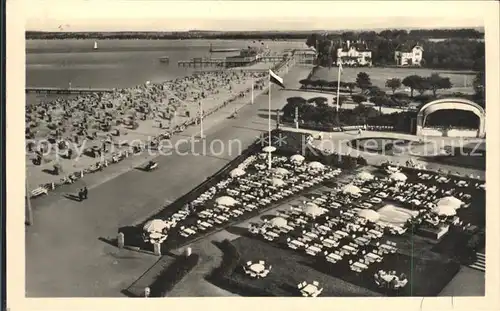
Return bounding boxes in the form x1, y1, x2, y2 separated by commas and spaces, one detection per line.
31, 187, 48, 197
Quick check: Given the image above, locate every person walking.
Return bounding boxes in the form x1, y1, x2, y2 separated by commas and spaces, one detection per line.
82, 186, 88, 200
78, 188, 84, 201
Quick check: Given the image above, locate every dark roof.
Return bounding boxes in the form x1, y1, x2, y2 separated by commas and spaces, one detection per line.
396, 44, 424, 53
338, 42, 371, 52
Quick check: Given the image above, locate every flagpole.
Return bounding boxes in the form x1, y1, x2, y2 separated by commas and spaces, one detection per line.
268, 73, 272, 170
199, 101, 204, 138
251, 80, 254, 104
336, 64, 341, 111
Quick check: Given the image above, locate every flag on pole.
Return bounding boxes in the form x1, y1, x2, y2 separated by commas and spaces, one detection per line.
269, 69, 285, 89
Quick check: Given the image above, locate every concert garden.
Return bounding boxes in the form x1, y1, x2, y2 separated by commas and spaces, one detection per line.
117, 129, 485, 297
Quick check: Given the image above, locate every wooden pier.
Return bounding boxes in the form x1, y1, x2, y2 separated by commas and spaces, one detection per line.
26, 87, 114, 95
178, 55, 285, 69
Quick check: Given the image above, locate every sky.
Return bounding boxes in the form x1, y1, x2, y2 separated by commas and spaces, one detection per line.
22, 0, 487, 32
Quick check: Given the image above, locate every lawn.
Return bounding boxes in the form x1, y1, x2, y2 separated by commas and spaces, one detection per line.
215, 235, 382, 297
214, 234, 460, 297
309, 66, 475, 95
349, 137, 413, 154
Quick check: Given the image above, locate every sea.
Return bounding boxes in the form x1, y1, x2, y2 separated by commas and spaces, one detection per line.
26, 39, 307, 106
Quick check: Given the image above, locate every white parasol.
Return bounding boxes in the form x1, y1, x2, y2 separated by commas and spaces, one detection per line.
342, 184, 361, 195
215, 196, 238, 207
308, 161, 325, 170
273, 167, 290, 176
290, 154, 305, 163
357, 171, 374, 181
263, 146, 277, 153
357, 209, 380, 222
270, 178, 286, 187
230, 168, 246, 178
303, 202, 326, 217
390, 172, 407, 182
432, 205, 457, 216
270, 216, 288, 228
435, 196, 463, 209
143, 219, 169, 233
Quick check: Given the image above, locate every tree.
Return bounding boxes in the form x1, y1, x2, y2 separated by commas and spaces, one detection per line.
371, 95, 389, 114
299, 79, 311, 89
327, 81, 338, 89
309, 80, 320, 89
415, 78, 431, 95
345, 82, 357, 95
316, 79, 329, 90
472, 71, 485, 98
356, 72, 372, 93
427, 73, 452, 97
402, 75, 423, 98
352, 94, 367, 105
385, 78, 402, 94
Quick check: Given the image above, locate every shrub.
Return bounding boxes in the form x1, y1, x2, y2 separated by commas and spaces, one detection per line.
149, 253, 200, 297
209, 239, 241, 280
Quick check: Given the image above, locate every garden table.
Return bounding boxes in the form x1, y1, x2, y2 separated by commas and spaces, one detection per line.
327, 252, 342, 261
353, 261, 369, 270
249, 263, 265, 274
301, 283, 319, 297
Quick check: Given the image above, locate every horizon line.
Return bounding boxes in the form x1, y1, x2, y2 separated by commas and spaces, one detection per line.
25, 26, 485, 33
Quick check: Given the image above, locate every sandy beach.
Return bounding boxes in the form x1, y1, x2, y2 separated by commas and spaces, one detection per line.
25, 60, 290, 190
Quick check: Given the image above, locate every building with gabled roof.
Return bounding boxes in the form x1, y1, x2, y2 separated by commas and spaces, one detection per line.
336, 40, 372, 67
394, 44, 424, 67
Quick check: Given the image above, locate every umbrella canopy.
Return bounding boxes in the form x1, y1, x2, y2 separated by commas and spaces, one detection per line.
435, 196, 463, 209
143, 219, 169, 233
308, 161, 325, 170
215, 196, 238, 206
290, 154, 305, 163
386, 165, 400, 172
230, 168, 246, 178
263, 146, 277, 153
433, 205, 457, 216
357, 171, 374, 181
273, 167, 290, 175
357, 209, 380, 222
342, 184, 361, 195
390, 172, 408, 182
303, 202, 325, 217
270, 216, 288, 228
270, 178, 286, 187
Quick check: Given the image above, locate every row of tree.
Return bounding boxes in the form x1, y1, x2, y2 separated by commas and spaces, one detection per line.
306, 35, 485, 71
300, 71, 455, 98
26, 28, 484, 40
298, 70, 486, 110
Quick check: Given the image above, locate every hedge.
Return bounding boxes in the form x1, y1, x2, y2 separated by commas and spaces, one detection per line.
149, 253, 200, 297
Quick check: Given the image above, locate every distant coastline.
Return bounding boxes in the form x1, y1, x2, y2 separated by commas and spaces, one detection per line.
26, 28, 484, 40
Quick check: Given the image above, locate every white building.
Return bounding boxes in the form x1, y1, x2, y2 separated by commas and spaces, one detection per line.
336, 40, 372, 67
394, 45, 424, 67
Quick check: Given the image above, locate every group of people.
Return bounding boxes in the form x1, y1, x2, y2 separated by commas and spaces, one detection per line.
26, 70, 266, 167
78, 186, 88, 201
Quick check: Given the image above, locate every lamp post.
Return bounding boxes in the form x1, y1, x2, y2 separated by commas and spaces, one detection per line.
25, 172, 33, 226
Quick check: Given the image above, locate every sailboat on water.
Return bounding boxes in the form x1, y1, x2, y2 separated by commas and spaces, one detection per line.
93, 41, 98, 50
